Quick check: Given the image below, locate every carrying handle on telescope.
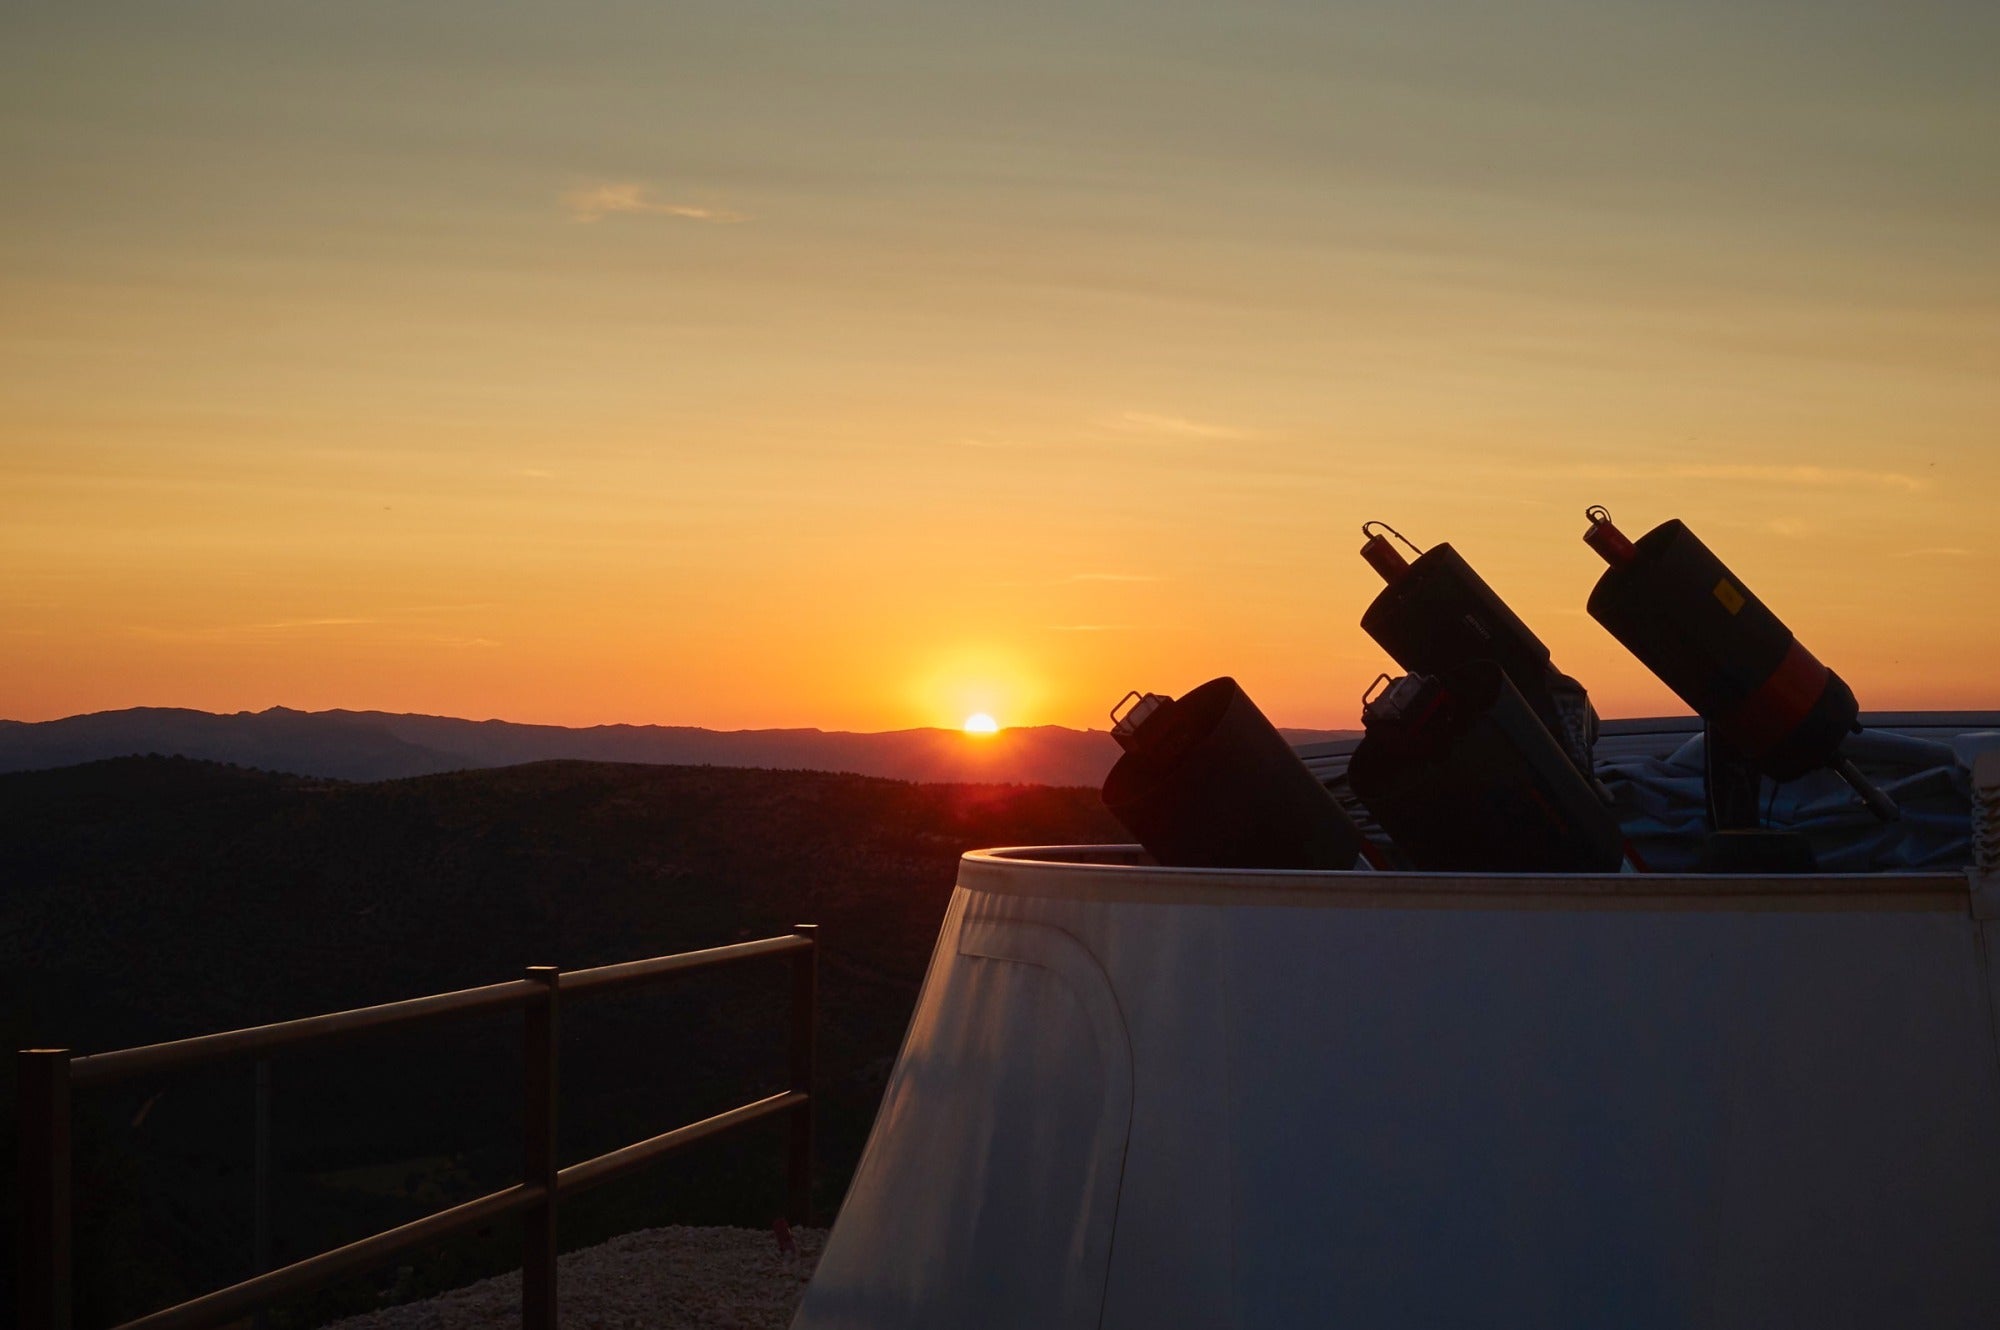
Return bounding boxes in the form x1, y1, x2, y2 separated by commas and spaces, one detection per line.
1583, 505, 1637, 568
1361, 673, 1396, 710
1360, 521, 1424, 583
1110, 689, 1175, 752
1361, 520, 1423, 558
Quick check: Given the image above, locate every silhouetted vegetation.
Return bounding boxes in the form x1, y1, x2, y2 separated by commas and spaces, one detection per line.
2, 755, 1123, 1326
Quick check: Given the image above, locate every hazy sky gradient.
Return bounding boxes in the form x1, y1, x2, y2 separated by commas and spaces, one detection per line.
4, 2, 1995, 728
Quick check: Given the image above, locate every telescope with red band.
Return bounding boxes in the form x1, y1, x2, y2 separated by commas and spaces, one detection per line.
1582, 505, 1897, 821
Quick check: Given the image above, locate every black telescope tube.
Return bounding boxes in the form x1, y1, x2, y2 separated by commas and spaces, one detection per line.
1102, 677, 1365, 870
1360, 540, 1596, 778
1348, 662, 1624, 873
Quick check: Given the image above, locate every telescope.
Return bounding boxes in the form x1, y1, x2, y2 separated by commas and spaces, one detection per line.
1582, 506, 1898, 840
1349, 662, 1625, 872
1359, 521, 1598, 780
1351, 521, 1622, 871
1101, 677, 1367, 870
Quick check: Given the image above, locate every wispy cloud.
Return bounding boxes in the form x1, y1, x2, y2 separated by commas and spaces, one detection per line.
1105, 411, 1254, 441
126, 618, 380, 642
565, 183, 746, 224
243, 618, 378, 631
954, 436, 1038, 450
1563, 463, 1926, 493
1045, 623, 1135, 632
1061, 572, 1160, 584
124, 610, 500, 644
1894, 546, 1974, 559
1679, 464, 1926, 493
385, 603, 500, 614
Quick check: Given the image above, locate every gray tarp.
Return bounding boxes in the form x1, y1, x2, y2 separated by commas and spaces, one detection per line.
1304, 718, 2000, 873
1606, 728, 1995, 872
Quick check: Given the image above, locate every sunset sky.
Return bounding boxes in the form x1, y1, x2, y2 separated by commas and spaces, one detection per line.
4, 2, 1994, 731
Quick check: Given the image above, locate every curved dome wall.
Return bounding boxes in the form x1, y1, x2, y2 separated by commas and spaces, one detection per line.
797, 846, 2000, 1329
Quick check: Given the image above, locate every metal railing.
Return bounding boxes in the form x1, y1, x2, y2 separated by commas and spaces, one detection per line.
16, 925, 819, 1330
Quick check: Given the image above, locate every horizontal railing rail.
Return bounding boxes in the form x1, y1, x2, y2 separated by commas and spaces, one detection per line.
113, 1185, 544, 1330
17, 925, 819, 1330
560, 934, 812, 995
554, 1090, 808, 1198
68, 979, 543, 1089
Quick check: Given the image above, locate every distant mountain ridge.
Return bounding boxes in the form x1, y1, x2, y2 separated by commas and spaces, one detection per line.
0, 706, 1358, 785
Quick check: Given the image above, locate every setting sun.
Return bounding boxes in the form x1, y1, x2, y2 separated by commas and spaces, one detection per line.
963, 713, 1000, 735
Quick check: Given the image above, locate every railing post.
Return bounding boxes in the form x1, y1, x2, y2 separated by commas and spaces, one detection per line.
787, 925, 818, 1226
18, 1048, 73, 1330
252, 1057, 273, 1330
522, 966, 560, 1330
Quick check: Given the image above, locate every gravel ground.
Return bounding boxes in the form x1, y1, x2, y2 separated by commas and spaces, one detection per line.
325, 1226, 825, 1330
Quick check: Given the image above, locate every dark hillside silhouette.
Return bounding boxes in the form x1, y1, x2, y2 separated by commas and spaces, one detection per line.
1, 756, 1123, 1325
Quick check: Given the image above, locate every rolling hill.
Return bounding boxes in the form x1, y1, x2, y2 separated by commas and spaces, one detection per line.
0, 705, 1357, 786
